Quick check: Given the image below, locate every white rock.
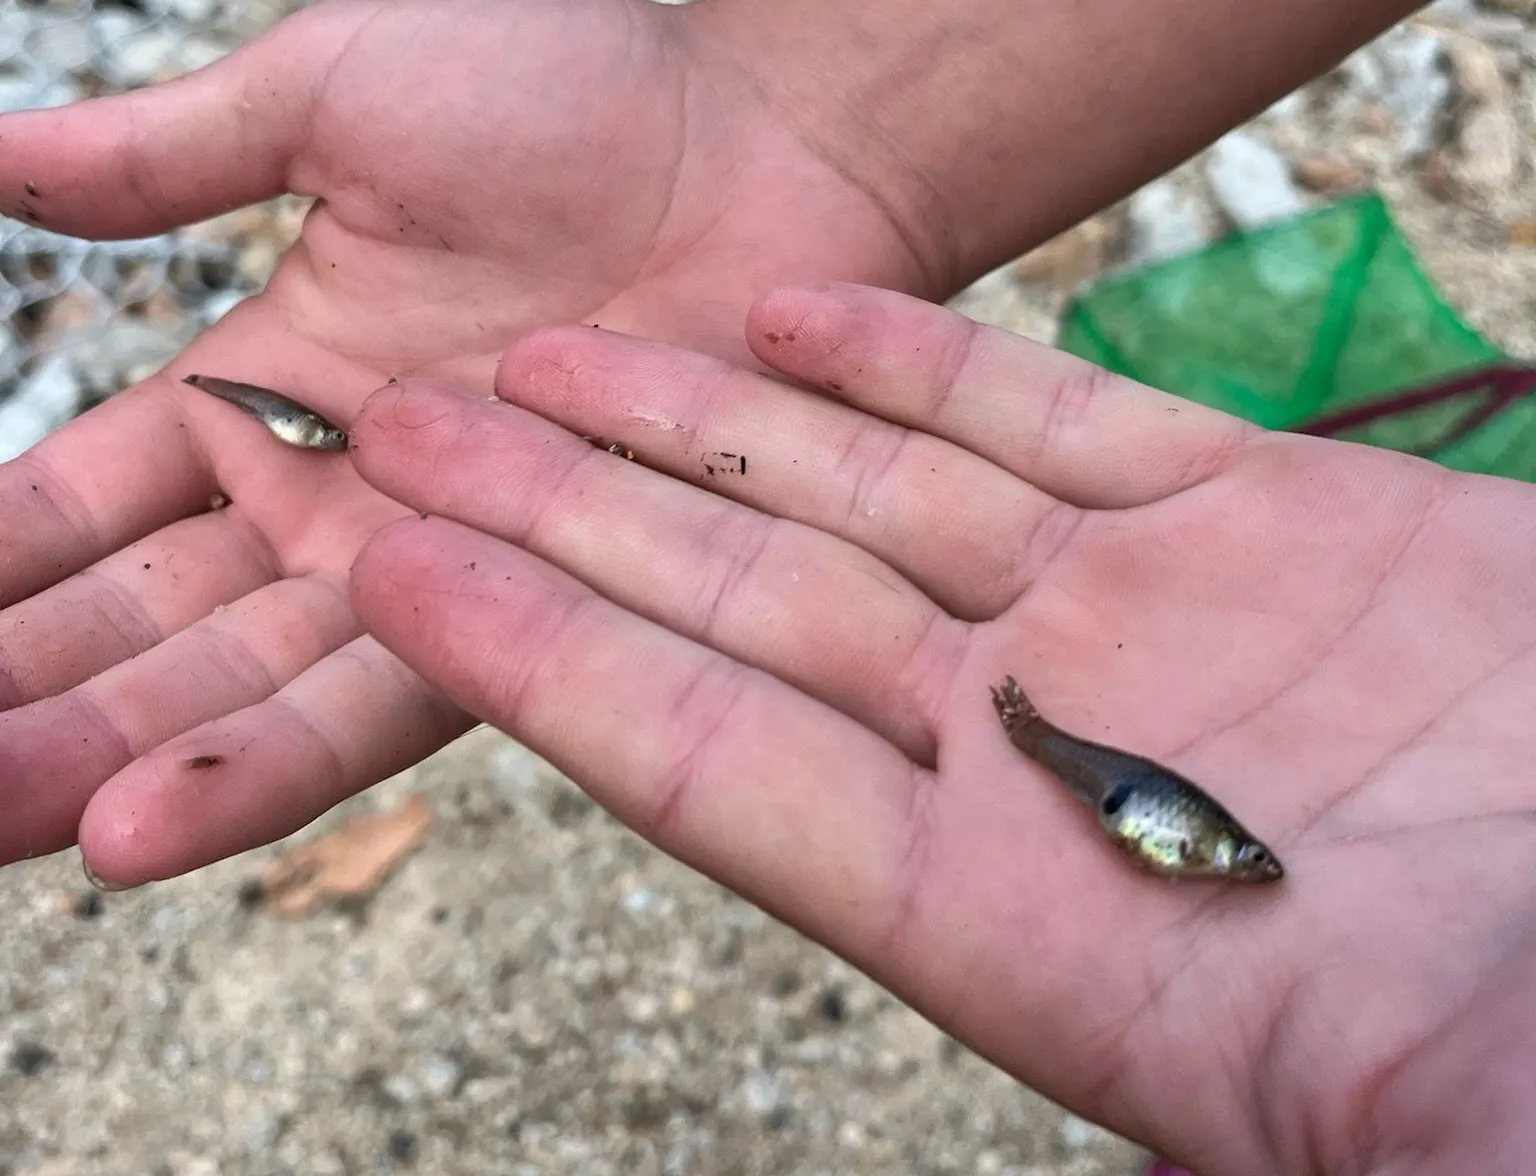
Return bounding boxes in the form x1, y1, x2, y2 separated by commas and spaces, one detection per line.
164, 0, 219, 21
1125, 177, 1217, 264
238, 1051, 275, 1085
176, 35, 232, 75
1375, 28, 1454, 156
26, 17, 98, 74
197, 289, 247, 325
1422, 0, 1479, 17
1057, 1112, 1119, 1151
89, 9, 148, 50
1453, 103, 1521, 196
1206, 130, 1309, 229
1476, 0, 1536, 18
1261, 89, 1308, 124
0, 353, 80, 461
75, 320, 182, 396
0, 322, 20, 386
0, 8, 29, 59
1341, 44, 1388, 94
1442, 32, 1509, 104
110, 28, 184, 87
948, 261, 1014, 306
382, 1072, 420, 1105
741, 1069, 781, 1115
419, 1052, 462, 1099
242, 1106, 286, 1153
0, 71, 84, 113
622, 990, 661, 1024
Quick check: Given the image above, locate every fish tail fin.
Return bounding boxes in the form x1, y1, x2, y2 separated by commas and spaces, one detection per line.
990, 675, 1039, 729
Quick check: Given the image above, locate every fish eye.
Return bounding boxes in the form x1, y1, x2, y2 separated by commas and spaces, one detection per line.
1236, 844, 1282, 877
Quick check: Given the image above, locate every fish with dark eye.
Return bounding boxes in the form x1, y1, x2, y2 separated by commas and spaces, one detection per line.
990, 676, 1283, 883
183, 375, 349, 451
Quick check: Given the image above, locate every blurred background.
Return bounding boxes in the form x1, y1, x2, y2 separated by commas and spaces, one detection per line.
0, 1, 1531, 1173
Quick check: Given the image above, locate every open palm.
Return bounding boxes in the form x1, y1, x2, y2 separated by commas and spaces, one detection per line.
350, 282, 1536, 1174
0, 0, 920, 881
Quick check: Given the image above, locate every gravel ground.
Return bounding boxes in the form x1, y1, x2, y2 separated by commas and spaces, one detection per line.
1, 3, 1534, 1175
0, 731, 1149, 1176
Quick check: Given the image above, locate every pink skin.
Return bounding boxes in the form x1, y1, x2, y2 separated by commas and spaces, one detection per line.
347, 282, 1536, 1175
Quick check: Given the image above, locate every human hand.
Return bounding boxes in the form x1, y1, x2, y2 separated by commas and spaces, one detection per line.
0, 0, 927, 883
348, 281, 1536, 1174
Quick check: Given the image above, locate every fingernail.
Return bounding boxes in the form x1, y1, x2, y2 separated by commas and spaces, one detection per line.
81, 855, 143, 893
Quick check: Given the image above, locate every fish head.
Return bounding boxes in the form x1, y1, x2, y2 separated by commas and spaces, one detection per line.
1106, 811, 1284, 882
318, 425, 349, 450
1211, 835, 1284, 883
1100, 785, 1284, 883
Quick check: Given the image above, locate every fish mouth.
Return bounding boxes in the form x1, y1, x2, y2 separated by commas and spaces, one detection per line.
1235, 850, 1284, 883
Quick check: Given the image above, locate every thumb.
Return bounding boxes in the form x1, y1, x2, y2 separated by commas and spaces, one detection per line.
0, 6, 348, 239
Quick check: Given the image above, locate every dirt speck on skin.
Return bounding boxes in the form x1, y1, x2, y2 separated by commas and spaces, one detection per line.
0, 730, 1149, 1175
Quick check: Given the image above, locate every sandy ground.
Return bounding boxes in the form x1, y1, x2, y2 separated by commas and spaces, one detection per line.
0, 730, 1148, 1176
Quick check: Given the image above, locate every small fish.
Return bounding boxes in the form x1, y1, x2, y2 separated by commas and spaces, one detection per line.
184, 375, 348, 451
990, 676, 1283, 883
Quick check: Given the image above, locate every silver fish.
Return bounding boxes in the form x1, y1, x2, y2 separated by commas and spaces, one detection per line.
184, 375, 348, 451
991, 676, 1283, 883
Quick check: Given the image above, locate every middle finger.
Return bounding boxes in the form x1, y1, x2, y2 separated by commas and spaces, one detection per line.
351, 382, 968, 765
494, 326, 1080, 621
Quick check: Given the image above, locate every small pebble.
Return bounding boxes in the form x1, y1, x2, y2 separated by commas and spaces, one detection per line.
1206, 129, 1309, 228
386, 1128, 418, 1164
419, 1052, 462, 1099
818, 987, 848, 1023
8, 1040, 55, 1076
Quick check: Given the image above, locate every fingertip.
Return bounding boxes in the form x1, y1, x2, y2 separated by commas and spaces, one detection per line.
80, 852, 143, 893
76, 738, 263, 888
77, 768, 174, 889
748, 278, 890, 329
745, 282, 922, 390
747, 281, 838, 349
350, 512, 432, 603
351, 378, 409, 433
495, 322, 614, 409
351, 377, 485, 496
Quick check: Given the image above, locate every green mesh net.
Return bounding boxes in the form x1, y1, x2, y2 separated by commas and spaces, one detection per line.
1057, 192, 1536, 480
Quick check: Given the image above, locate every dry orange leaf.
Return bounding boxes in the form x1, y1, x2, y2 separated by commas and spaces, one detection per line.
260, 794, 433, 916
